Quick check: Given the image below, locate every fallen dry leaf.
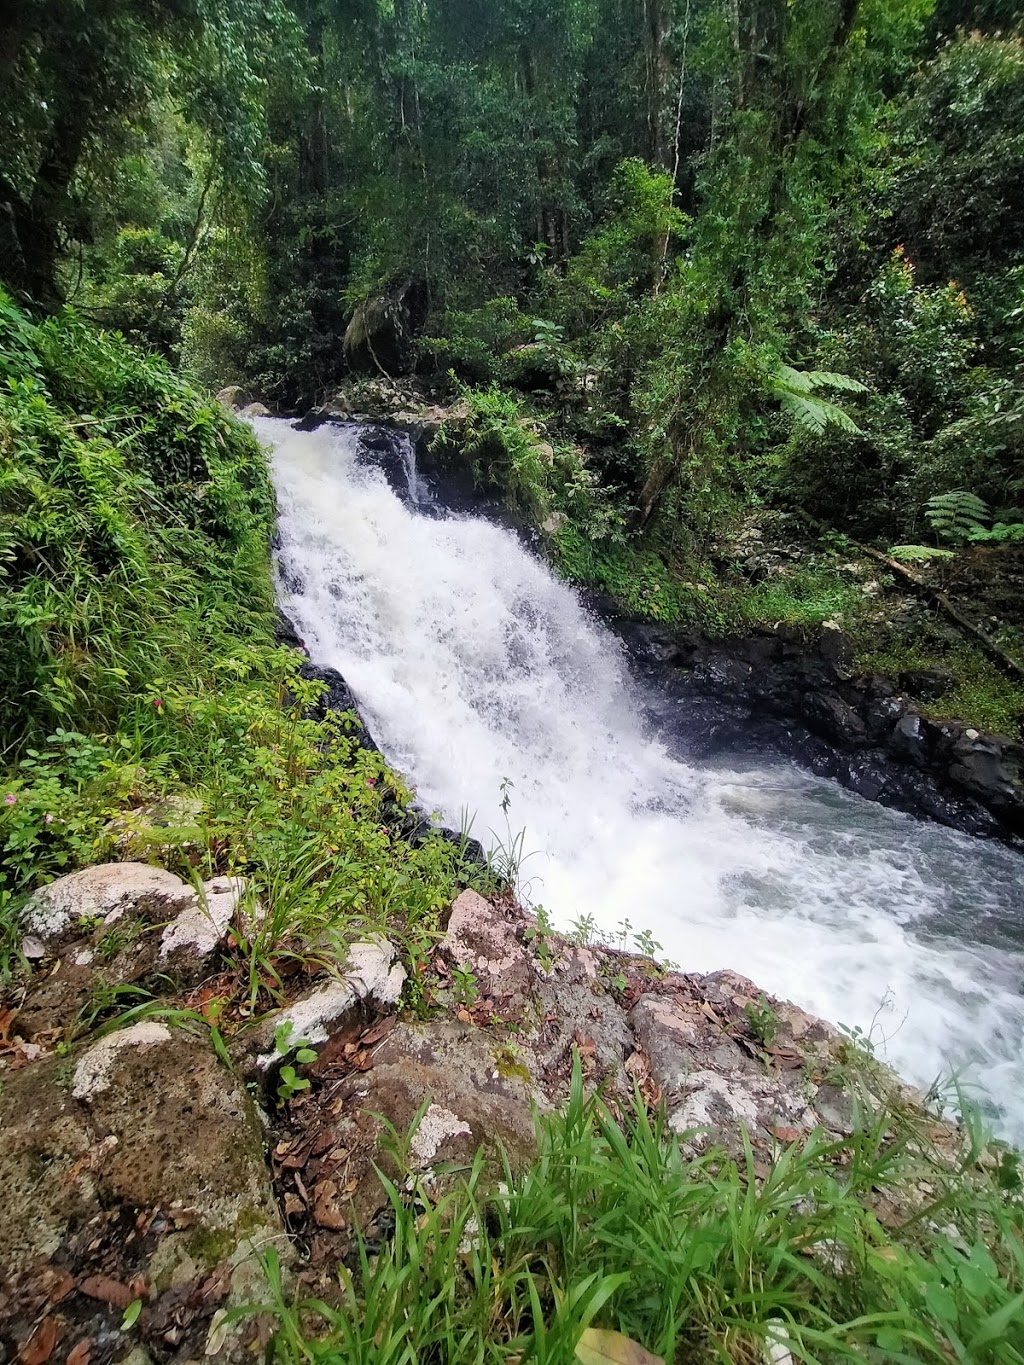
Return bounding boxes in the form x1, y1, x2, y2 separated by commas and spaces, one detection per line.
66, 1339, 92, 1365
18, 1316, 61, 1365
284, 1193, 305, 1217
78, 1275, 134, 1310
358, 1016, 396, 1048
39, 1268, 75, 1306
311, 1180, 347, 1231
771, 1125, 802, 1143
575, 1327, 664, 1365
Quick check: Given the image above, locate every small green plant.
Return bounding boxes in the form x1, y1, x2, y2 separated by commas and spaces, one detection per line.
450, 965, 479, 1008
524, 904, 555, 972
570, 913, 599, 946
743, 994, 779, 1048
633, 928, 662, 959
888, 544, 956, 564
274, 1021, 318, 1104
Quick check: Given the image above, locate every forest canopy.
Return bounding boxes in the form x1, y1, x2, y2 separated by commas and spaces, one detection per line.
2, 0, 1024, 561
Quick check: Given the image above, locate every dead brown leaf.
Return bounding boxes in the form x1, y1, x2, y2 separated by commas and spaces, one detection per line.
359, 1017, 395, 1048
767, 1047, 804, 1070
311, 1181, 347, 1231
575, 1327, 664, 1365
771, 1125, 802, 1143
39, 1268, 75, 1306
18, 1317, 61, 1365
65, 1339, 92, 1365
78, 1275, 134, 1310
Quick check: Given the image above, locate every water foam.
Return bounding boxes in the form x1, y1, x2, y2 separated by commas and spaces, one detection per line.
262, 418, 1024, 1140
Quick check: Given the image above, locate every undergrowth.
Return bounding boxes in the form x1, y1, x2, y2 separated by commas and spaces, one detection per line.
256, 1058, 1024, 1365
0, 292, 488, 977
852, 625, 1024, 739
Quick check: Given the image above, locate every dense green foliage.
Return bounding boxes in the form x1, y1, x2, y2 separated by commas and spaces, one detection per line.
0, 287, 275, 744
259, 1059, 1024, 1364
4, 2, 1024, 568
3, 10, 1024, 1356
0, 290, 482, 975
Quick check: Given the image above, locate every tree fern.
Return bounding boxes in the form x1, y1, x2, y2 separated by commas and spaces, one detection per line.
769, 363, 867, 436
925, 490, 990, 541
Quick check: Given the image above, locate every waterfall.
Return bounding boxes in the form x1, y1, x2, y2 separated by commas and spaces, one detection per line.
260, 417, 1024, 1141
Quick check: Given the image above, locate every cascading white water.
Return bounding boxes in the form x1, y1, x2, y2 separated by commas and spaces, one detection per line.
260, 417, 1024, 1141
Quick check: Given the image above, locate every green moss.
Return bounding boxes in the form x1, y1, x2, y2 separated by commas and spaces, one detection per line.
853, 632, 1024, 739
553, 523, 733, 630
734, 566, 866, 630
492, 1045, 531, 1084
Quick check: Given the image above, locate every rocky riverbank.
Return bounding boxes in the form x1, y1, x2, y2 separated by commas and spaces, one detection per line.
618, 618, 1024, 844
0, 858, 948, 1365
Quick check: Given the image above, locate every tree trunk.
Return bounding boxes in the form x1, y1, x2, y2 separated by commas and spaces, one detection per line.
19, 95, 90, 306
642, 0, 673, 166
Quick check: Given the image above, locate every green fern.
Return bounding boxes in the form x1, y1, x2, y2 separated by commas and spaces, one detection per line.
925, 491, 990, 542
887, 544, 955, 564
967, 521, 1024, 544
770, 363, 867, 436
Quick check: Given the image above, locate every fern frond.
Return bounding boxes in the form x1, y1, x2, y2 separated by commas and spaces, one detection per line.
888, 545, 956, 563
925, 490, 990, 541
774, 364, 867, 394
779, 390, 863, 435
802, 370, 868, 394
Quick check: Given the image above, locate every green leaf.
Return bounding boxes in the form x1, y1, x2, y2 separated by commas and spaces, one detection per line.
121, 1299, 143, 1331
967, 1289, 1024, 1351
575, 1329, 664, 1365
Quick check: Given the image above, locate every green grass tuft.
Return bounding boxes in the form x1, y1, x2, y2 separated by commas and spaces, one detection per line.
253, 1057, 1024, 1365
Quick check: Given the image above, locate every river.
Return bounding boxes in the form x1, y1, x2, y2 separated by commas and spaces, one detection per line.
258, 416, 1024, 1142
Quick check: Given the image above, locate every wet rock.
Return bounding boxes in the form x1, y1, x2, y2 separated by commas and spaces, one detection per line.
240, 402, 270, 418
23, 863, 193, 946
442, 889, 534, 1004
617, 619, 1024, 843
215, 385, 249, 410
296, 662, 379, 750
0, 1026, 286, 1285
892, 713, 930, 767
900, 667, 955, 702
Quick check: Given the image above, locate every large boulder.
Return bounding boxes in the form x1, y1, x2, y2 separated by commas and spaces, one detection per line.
270, 1018, 543, 1287
15, 865, 248, 1040
0, 1024, 286, 1361
23, 863, 193, 945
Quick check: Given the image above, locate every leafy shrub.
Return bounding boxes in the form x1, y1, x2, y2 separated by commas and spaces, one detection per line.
419, 298, 533, 383
0, 294, 486, 967
0, 289, 275, 745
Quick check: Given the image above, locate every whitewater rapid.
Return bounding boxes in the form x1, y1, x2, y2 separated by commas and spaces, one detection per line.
260, 418, 1024, 1141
